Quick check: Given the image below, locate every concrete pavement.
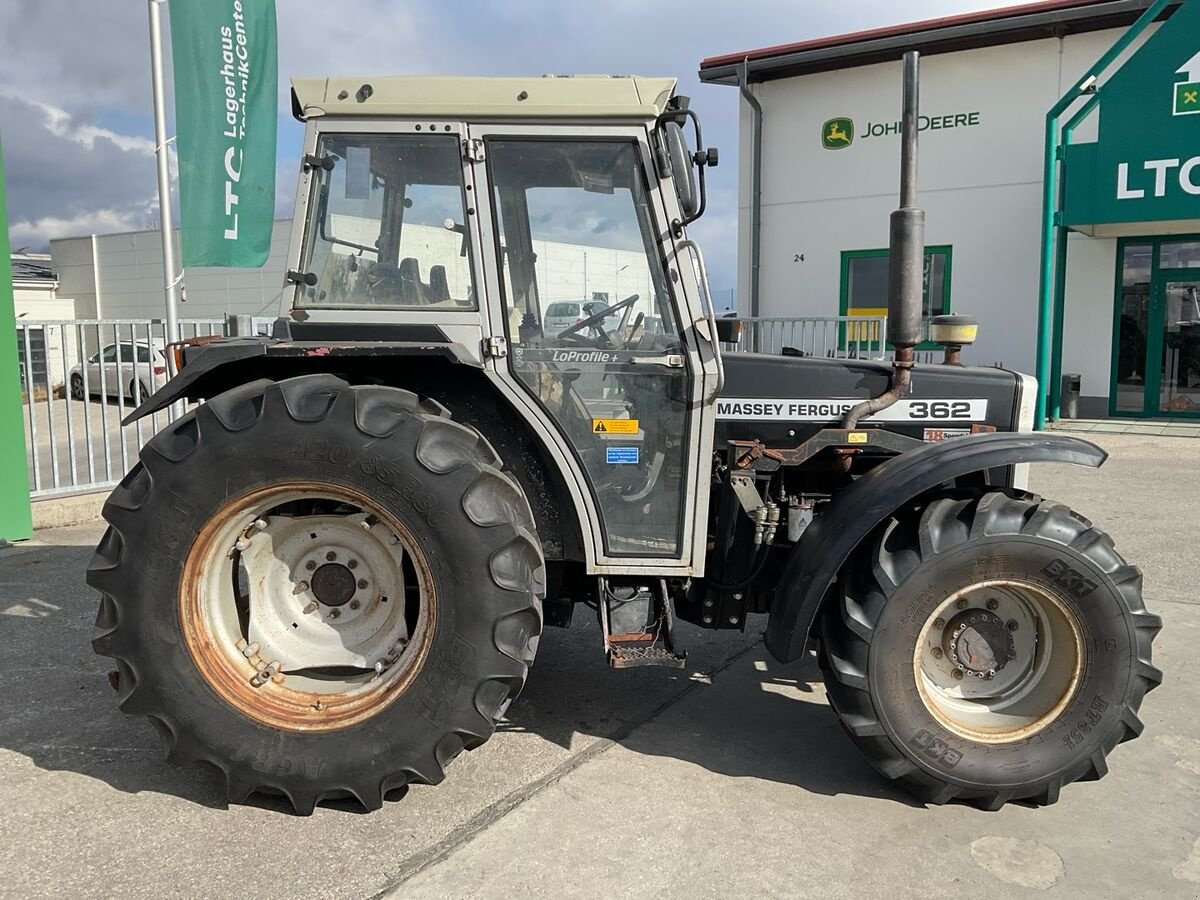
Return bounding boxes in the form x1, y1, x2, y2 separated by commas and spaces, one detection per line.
0, 432, 1197, 899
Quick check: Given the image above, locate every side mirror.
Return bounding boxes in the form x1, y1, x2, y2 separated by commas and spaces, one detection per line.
662, 121, 698, 219
714, 316, 743, 344
655, 101, 718, 233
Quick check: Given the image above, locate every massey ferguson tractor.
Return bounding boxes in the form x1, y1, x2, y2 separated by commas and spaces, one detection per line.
89, 63, 1161, 815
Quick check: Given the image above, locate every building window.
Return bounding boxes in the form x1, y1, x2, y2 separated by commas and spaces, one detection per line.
840, 245, 953, 347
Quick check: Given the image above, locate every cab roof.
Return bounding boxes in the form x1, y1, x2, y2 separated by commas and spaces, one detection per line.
290, 75, 678, 121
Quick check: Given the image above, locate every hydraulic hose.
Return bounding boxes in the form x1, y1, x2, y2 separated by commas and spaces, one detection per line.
706, 545, 771, 593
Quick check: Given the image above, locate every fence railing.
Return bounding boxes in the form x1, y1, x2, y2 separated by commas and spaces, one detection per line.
16, 317, 272, 499
719, 315, 888, 358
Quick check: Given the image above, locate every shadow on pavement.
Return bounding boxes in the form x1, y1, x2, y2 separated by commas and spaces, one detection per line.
0, 539, 907, 812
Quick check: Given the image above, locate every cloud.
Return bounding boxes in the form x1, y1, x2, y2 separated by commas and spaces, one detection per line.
0, 94, 163, 249
2, 0, 1008, 285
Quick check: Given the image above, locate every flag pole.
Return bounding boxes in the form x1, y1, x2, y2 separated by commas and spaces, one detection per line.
147, 0, 180, 345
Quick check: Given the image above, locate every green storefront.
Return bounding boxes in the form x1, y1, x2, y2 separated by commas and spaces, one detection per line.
1043, 0, 1200, 421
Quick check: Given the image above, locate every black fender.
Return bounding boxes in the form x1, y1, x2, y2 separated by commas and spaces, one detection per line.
763, 432, 1107, 664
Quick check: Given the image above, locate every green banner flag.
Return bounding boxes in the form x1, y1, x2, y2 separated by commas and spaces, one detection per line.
169, 0, 277, 267
0, 133, 34, 541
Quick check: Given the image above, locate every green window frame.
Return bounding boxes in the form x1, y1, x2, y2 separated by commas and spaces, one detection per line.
839, 245, 953, 350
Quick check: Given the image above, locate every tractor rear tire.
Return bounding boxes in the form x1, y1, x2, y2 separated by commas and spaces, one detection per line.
819, 490, 1161, 809
88, 375, 544, 814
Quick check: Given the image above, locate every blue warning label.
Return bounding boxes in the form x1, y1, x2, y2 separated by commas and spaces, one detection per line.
605, 446, 639, 465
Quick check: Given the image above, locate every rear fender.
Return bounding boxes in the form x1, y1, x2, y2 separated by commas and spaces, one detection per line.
763, 433, 1107, 664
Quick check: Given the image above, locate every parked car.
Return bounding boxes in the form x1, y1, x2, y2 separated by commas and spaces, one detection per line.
543, 300, 625, 338
69, 340, 168, 404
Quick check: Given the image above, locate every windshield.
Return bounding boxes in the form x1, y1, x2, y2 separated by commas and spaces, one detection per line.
297, 133, 475, 309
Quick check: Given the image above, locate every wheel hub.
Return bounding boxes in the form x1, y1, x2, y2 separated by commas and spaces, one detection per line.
914, 579, 1084, 743
311, 563, 356, 607
943, 610, 1014, 678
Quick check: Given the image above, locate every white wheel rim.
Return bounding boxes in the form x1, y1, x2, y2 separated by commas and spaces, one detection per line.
181, 482, 436, 731
913, 579, 1083, 743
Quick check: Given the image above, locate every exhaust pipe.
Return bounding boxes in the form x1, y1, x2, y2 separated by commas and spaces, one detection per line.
842, 51, 924, 429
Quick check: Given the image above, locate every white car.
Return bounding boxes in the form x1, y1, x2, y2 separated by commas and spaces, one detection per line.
543, 300, 624, 339
69, 340, 169, 405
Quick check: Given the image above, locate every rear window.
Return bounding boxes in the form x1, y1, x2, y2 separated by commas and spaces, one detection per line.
546, 302, 580, 317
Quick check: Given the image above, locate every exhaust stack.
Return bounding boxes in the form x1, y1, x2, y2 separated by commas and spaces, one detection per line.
842, 51, 923, 429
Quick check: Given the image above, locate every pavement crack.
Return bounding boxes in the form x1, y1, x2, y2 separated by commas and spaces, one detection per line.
367, 638, 765, 899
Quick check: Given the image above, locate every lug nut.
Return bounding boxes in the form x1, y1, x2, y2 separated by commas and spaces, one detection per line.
1006, 619, 1019, 631
349, 600, 360, 610
702, 615, 713, 624
952, 669, 964, 680
357, 578, 369, 589
296, 581, 309, 593
329, 609, 341, 619
305, 560, 317, 571
728, 616, 739, 625
931, 647, 944, 659
987, 599, 999, 611
933, 618, 946, 630
956, 598, 968, 610
348, 559, 358, 570
302, 601, 319, 614
326, 551, 337, 561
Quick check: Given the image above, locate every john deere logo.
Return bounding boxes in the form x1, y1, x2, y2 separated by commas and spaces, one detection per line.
822, 117, 855, 149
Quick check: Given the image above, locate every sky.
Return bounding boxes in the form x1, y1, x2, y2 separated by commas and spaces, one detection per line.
0, 0, 1006, 292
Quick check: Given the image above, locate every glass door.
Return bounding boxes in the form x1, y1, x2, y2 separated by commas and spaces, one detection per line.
1112, 237, 1200, 417
1158, 276, 1200, 415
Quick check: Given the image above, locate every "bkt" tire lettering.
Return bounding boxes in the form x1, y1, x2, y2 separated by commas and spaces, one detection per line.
1041, 558, 1100, 599
913, 729, 964, 768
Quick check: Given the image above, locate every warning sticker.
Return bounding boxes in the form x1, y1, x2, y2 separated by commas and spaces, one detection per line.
593, 418, 639, 434
606, 447, 640, 464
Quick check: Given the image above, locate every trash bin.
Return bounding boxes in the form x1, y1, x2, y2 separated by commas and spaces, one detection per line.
1061, 373, 1081, 419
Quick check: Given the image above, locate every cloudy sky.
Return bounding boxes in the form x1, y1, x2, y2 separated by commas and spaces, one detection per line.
0, 0, 1001, 290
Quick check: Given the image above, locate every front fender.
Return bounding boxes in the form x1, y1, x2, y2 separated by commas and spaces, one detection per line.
763, 432, 1107, 663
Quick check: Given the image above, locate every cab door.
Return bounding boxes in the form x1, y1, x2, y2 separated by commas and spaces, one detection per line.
467, 125, 719, 573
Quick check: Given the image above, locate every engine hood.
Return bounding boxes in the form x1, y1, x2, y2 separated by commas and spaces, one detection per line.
716, 353, 1023, 446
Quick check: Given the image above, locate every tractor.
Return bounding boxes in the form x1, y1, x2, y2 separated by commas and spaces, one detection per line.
88, 69, 1161, 815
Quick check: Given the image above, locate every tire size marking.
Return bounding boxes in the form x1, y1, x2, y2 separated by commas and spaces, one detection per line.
912, 729, 964, 768
418, 635, 475, 727
291, 438, 451, 528
230, 746, 327, 780
1040, 558, 1100, 599
1062, 695, 1109, 750
140, 491, 198, 579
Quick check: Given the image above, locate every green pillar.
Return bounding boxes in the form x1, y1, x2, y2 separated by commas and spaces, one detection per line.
0, 133, 33, 541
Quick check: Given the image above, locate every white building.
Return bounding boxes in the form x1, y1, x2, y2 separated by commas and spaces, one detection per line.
50, 219, 655, 329
701, 0, 1200, 419
12, 253, 77, 392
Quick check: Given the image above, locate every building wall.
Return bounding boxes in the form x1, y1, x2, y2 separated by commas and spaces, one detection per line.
736, 26, 1148, 401
52, 218, 658, 327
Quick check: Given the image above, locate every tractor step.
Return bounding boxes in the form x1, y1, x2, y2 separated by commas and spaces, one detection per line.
597, 577, 687, 669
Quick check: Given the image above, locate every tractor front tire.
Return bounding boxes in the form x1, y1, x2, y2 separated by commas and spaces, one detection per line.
820, 490, 1161, 809
88, 375, 544, 814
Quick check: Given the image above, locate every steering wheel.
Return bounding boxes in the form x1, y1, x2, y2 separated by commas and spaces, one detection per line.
556, 294, 639, 348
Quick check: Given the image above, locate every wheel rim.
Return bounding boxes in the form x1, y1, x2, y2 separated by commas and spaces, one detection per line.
913, 579, 1084, 743
71, 376, 83, 399
180, 481, 436, 732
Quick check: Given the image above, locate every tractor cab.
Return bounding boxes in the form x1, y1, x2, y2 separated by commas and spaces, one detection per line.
286, 75, 723, 569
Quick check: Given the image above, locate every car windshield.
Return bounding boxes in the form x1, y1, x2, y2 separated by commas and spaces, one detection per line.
297, 134, 475, 309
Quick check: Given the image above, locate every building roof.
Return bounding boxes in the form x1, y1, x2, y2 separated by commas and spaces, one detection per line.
11, 253, 56, 288
291, 75, 678, 121
698, 0, 1174, 84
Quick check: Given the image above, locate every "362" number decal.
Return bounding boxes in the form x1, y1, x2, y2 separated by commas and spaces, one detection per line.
908, 400, 973, 420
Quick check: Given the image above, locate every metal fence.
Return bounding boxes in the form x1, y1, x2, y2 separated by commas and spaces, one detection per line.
720, 315, 888, 358
16, 317, 271, 499
16, 313, 898, 500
